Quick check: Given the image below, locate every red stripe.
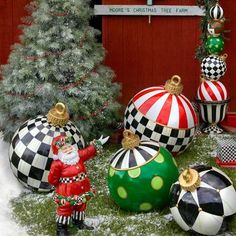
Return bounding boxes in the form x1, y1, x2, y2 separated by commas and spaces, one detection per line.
198, 83, 205, 100
180, 95, 198, 126
139, 91, 167, 115
215, 81, 226, 100
211, 21, 221, 30
132, 87, 163, 102
156, 94, 172, 125
175, 96, 188, 128
204, 82, 218, 101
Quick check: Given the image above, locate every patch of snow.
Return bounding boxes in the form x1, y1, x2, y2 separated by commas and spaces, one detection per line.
85, 215, 111, 229
163, 213, 173, 222
0, 139, 28, 236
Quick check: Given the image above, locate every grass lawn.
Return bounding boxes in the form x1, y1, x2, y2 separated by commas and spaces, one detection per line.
11, 133, 236, 236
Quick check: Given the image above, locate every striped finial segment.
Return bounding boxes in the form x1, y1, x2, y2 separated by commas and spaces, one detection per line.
207, 19, 224, 36
132, 86, 197, 129
110, 140, 160, 170
209, 3, 224, 20
197, 80, 227, 102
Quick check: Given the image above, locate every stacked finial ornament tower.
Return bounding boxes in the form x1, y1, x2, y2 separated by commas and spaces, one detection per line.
196, 1, 230, 134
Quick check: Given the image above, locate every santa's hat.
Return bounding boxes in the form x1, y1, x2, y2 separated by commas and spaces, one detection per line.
51, 135, 73, 159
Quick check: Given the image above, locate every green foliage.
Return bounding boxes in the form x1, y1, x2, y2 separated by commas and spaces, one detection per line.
196, 0, 219, 60
0, 0, 121, 142
11, 135, 236, 235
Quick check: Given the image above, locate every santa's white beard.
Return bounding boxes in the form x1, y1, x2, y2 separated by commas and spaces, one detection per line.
58, 149, 79, 165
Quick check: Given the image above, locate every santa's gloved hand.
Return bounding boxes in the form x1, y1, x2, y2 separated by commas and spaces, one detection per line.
98, 135, 109, 145
91, 135, 109, 153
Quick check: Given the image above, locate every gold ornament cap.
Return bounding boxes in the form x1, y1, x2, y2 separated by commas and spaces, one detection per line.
47, 102, 69, 127
200, 74, 206, 83
121, 130, 140, 150
164, 75, 183, 95
179, 168, 201, 192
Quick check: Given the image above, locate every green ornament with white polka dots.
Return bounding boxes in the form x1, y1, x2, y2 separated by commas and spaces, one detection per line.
206, 36, 224, 54
108, 130, 179, 212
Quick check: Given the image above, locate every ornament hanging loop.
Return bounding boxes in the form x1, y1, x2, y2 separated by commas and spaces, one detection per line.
179, 168, 201, 192
164, 75, 183, 95
171, 75, 181, 86
55, 102, 66, 115
220, 53, 228, 61
200, 74, 206, 82
182, 169, 192, 183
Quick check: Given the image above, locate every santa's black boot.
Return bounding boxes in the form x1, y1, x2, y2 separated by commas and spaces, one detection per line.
72, 211, 94, 230
56, 223, 70, 236
56, 216, 70, 236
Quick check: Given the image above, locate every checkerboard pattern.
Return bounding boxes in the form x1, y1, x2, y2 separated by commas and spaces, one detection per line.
124, 102, 196, 154
201, 55, 226, 80
217, 139, 236, 162
203, 125, 224, 134
59, 173, 87, 184
170, 166, 236, 235
9, 115, 85, 192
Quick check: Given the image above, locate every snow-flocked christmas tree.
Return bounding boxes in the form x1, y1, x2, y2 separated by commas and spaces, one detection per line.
0, 0, 121, 142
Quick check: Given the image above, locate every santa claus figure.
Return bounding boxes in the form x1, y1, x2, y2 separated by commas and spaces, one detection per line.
48, 135, 108, 236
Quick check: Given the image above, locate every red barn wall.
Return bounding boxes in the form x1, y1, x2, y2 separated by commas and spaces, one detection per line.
0, 0, 30, 65
102, 0, 236, 111
0, 0, 235, 111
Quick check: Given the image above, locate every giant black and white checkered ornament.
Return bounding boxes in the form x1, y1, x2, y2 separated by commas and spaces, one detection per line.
9, 104, 85, 192
124, 75, 197, 155
170, 165, 236, 235
201, 54, 227, 80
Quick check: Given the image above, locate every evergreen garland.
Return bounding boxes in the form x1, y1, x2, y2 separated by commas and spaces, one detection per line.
196, 0, 218, 60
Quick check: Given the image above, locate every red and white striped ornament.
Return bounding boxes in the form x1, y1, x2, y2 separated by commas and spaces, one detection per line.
197, 80, 227, 102
124, 75, 198, 155
196, 80, 230, 134
132, 86, 197, 129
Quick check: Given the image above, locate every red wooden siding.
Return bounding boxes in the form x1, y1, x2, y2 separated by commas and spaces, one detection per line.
102, 0, 236, 111
222, 0, 236, 112
0, 0, 235, 111
0, 0, 30, 65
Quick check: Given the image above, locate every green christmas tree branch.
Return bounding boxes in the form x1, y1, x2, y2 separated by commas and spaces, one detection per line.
0, 0, 122, 142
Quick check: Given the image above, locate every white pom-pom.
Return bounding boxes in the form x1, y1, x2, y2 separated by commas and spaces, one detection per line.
52, 154, 59, 160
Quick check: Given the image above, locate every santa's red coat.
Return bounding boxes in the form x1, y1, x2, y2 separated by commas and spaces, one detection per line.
48, 145, 96, 197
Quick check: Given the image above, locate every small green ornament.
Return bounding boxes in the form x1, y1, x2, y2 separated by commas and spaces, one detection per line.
206, 36, 224, 54
108, 130, 179, 212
